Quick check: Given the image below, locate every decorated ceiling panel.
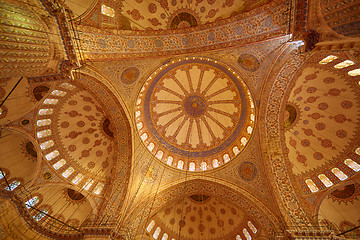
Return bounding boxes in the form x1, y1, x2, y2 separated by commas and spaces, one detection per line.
145, 194, 260, 240
285, 65, 359, 176
120, 0, 271, 30
135, 57, 255, 171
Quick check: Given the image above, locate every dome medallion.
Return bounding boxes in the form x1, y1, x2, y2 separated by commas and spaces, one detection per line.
136, 57, 255, 171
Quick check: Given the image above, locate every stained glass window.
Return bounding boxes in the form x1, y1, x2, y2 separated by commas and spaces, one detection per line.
223, 154, 230, 163
60, 83, 75, 90
33, 209, 48, 221
344, 159, 360, 172
53, 159, 66, 170
177, 160, 184, 169
37, 119, 51, 126
247, 126, 253, 134
147, 220, 155, 232
213, 159, 219, 168
161, 233, 168, 240
318, 174, 333, 187
45, 150, 59, 160
305, 179, 319, 193
62, 167, 74, 178
236, 235, 243, 240
247, 221, 257, 233
136, 110, 141, 118
101, 5, 115, 17
334, 60, 354, 69
40, 140, 54, 150
156, 151, 163, 160
319, 55, 338, 64
5, 180, 20, 191
137, 122, 143, 130
243, 228, 252, 240
0, 171, 5, 180
153, 227, 161, 239
166, 156, 173, 165
189, 162, 196, 171
43, 99, 58, 104
38, 109, 53, 115
201, 162, 207, 171
83, 179, 94, 190
51, 90, 66, 97
241, 137, 247, 145
233, 146, 240, 155
37, 129, 52, 138
94, 182, 104, 195
25, 196, 39, 209
331, 168, 348, 181
72, 174, 83, 185
348, 69, 360, 76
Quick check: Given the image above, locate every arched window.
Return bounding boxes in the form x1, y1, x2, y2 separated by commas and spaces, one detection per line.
213, 159, 219, 168
72, 174, 83, 185
319, 55, 338, 64
247, 221, 257, 233
241, 137, 247, 145
45, 150, 59, 161
156, 151, 163, 160
53, 159, 66, 170
0, 171, 5, 180
233, 146, 240, 155
137, 122, 143, 130
247, 126, 253, 134
334, 60, 354, 69
148, 142, 155, 152
43, 99, 58, 105
62, 167, 74, 178
250, 114, 255, 122
166, 156, 173, 165
146, 220, 155, 232
177, 160, 184, 170
201, 162, 207, 171
223, 154, 230, 163
161, 233, 168, 240
101, 5, 115, 17
344, 159, 360, 172
141, 133, 148, 141
348, 69, 360, 76
356, 147, 360, 155
153, 227, 161, 239
51, 90, 66, 97
236, 235, 243, 240
60, 83, 75, 90
5, 180, 20, 191
37, 119, 51, 126
189, 162, 196, 171
243, 228, 252, 240
38, 109, 53, 115
136, 110, 141, 118
33, 208, 48, 221
83, 179, 94, 190
94, 182, 104, 195
40, 140, 54, 150
318, 174, 333, 187
25, 196, 39, 209
331, 168, 348, 181
305, 179, 319, 193
37, 129, 52, 138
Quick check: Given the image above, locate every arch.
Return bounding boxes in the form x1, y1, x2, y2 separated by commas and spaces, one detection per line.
122, 179, 282, 237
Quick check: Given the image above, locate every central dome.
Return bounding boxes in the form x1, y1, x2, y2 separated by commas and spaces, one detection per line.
135, 57, 255, 171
